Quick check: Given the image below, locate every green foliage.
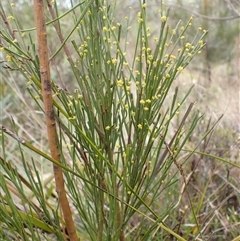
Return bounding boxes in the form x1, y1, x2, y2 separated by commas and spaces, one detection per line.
0, 0, 239, 241
165, 0, 239, 64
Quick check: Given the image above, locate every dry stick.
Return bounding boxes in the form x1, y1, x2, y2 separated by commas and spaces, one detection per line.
33, 1, 78, 241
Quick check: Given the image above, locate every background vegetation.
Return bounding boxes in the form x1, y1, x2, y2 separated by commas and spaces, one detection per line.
0, 0, 239, 240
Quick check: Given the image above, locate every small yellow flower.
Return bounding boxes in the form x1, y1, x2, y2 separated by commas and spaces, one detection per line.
7, 15, 14, 20
146, 99, 151, 103
112, 58, 117, 65
137, 124, 142, 129
142, 3, 147, 8
161, 16, 167, 22
117, 79, 124, 87
147, 55, 153, 61
199, 40, 204, 47
135, 57, 140, 64
6, 55, 12, 62
177, 66, 183, 72
105, 126, 111, 130
135, 70, 140, 75
140, 99, 145, 104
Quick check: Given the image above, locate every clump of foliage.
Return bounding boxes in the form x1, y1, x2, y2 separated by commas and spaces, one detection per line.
0, 0, 239, 241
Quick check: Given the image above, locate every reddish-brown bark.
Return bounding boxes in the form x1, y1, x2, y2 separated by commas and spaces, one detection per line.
33, 1, 78, 240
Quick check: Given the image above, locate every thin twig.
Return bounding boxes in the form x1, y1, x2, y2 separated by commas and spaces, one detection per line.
153, 102, 195, 176
0, 10, 15, 39
166, 3, 240, 21
0, 125, 26, 144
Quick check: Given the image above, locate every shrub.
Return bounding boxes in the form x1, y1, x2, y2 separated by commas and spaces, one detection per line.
2, 1, 237, 241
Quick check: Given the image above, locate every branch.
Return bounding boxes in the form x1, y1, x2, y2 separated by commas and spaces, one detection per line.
33, 1, 78, 241
224, 0, 240, 17
166, 3, 240, 21
0, 10, 15, 39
